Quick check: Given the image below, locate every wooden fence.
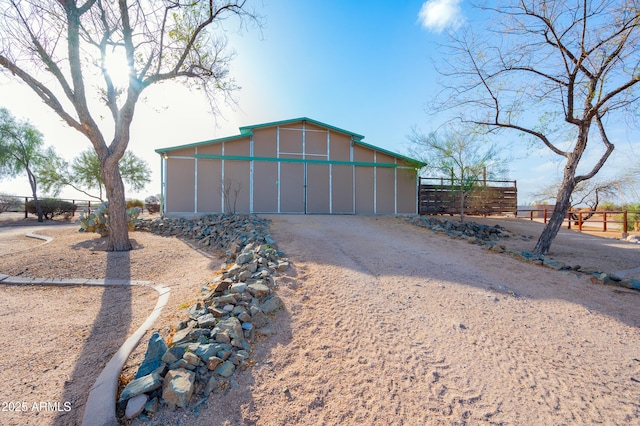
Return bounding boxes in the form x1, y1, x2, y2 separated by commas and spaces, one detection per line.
419, 177, 518, 216
19, 196, 96, 218
518, 208, 639, 236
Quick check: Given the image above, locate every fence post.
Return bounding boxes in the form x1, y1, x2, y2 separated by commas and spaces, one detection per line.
623, 211, 628, 238
24, 197, 28, 218
543, 209, 547, 223
88, 201, 91, 215
578, 211, 583, 231
567, 211, 572, 229
603, 212, 607, 232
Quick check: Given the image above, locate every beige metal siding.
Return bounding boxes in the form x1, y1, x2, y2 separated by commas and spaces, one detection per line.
253, 128, 277, 157
253, 161, 278, 212
307, 164, 330, 213
197, 159, 222, 212
397, 167, 418, 214
280, 162, 304, 212
331, 165, 353, 213
330, 133, 351, 161
223, 160, 250, 213
355, 166, 374, 213
166, 158, 195, 212
376, 167, 395, 213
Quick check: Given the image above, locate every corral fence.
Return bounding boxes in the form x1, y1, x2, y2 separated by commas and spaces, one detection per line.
419, 177, 518, 216
518, 208, 640, 236
18, 196, 97, 218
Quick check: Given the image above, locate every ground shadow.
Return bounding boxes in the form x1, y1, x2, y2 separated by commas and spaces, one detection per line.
55, 247, 132, 425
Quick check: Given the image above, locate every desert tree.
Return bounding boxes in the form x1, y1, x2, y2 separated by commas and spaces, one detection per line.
39, 148, 151, 201
409, 124, 508, 221
0, 0, 260, 250
0, 107, 48, 221
434, 0, 640, 254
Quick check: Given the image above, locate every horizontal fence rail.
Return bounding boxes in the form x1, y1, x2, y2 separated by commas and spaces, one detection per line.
517, 208, 639, 236
419, 177, 518, 216
16, 196, 97, 218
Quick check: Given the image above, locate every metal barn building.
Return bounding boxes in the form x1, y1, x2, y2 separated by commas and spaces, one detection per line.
156, 118, 425, 216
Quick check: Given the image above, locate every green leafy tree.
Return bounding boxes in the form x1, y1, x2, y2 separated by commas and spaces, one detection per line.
409, 125, 508, 222
0, 107, 47, 221
0, 1, 260, 251
39, 149, 151, 202
435, 0, 640, 254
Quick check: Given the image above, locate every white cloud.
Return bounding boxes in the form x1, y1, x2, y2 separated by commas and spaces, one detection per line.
418, 0, 465, 33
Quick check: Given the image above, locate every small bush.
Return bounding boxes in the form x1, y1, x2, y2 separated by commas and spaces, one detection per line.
79, 201, 141, 236
126, 199, 144, 209
0, 194, 21, 214
26, 198, 77, 220
144, 195, 160, 214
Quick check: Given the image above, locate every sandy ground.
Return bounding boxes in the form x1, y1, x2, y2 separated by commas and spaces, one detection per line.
1, 213, 639, 425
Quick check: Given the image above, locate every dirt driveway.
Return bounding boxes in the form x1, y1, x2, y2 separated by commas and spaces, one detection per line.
141, 214, 640, 425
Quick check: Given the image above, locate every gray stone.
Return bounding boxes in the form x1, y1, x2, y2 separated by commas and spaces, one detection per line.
230, 283, 247, 293
543, 257, 566, 271
238, 311, 251, 322
162, 368, 195, 409
214, 361, 236, 377
250, 310, 269, 328
236, 252, 254, 265
119, 372, 162, 401
195, 343, 226, 361
216, 317, 244, 340
246, 261, 259, 273
212, 279, 233, 293
183, 351, 200, 366
261, 295, 282, 313
171, 324, 195, 345
223, 304, 235, 312
208, 307, 229, 317
125, 394, 148, 419
161, 349, 178, 364
238, 270, 252, 282
135, 333, 168, 379
241, 322, 254, 331
188, 302, 207, 319
247, 283, 270, 298
168, 359, 197, 371
197, 313, 217, 328
204, 376, 219, 394
232, 305, 247, 315
144, 397, 159, 414
215, 332, 231, 344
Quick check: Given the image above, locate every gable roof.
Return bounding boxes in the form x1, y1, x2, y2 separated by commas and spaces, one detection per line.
156, 117, 426, 168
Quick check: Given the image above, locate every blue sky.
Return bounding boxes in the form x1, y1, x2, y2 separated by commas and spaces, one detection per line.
1, 0, 638, 205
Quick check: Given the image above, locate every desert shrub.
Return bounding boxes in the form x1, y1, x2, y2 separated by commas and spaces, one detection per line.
26, 198, 77, 220
126, 199, 144, 209
0, 194, 21, 214
79, 201, 141, 236
144, 195, 160, 214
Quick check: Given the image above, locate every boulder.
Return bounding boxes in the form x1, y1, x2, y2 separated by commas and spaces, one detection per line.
162, 368, 195, 409
125, 394, 148, 419
119, 372, 162, 402
135, 333, 168, 379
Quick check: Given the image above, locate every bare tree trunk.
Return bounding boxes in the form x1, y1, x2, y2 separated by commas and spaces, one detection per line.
534, 162, 578, 255
103, 159, 132, 251
27, 167, 43, 222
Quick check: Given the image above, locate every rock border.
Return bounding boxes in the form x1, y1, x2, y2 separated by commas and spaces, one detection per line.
119, 214, 289, 421
409, 216, 640, 291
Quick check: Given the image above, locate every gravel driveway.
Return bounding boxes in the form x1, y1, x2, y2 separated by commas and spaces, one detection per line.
142, 214, 640, 425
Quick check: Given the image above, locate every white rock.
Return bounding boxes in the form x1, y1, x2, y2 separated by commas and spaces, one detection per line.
125, 394, 148, 419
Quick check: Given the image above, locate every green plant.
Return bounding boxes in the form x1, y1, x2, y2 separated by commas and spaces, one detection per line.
26, 198, 77, 219
79, 201, 141, 236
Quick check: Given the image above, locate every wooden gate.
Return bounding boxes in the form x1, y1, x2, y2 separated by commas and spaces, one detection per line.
419, 177, 517, 216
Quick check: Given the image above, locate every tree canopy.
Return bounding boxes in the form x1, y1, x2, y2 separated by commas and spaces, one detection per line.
39, 148, 151, 201
0, 107, 47, 221
435, 0, 640, 254
0, 0, 260, 250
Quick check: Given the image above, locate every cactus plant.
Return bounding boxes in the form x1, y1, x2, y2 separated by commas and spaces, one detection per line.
79, 201, 141, 237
